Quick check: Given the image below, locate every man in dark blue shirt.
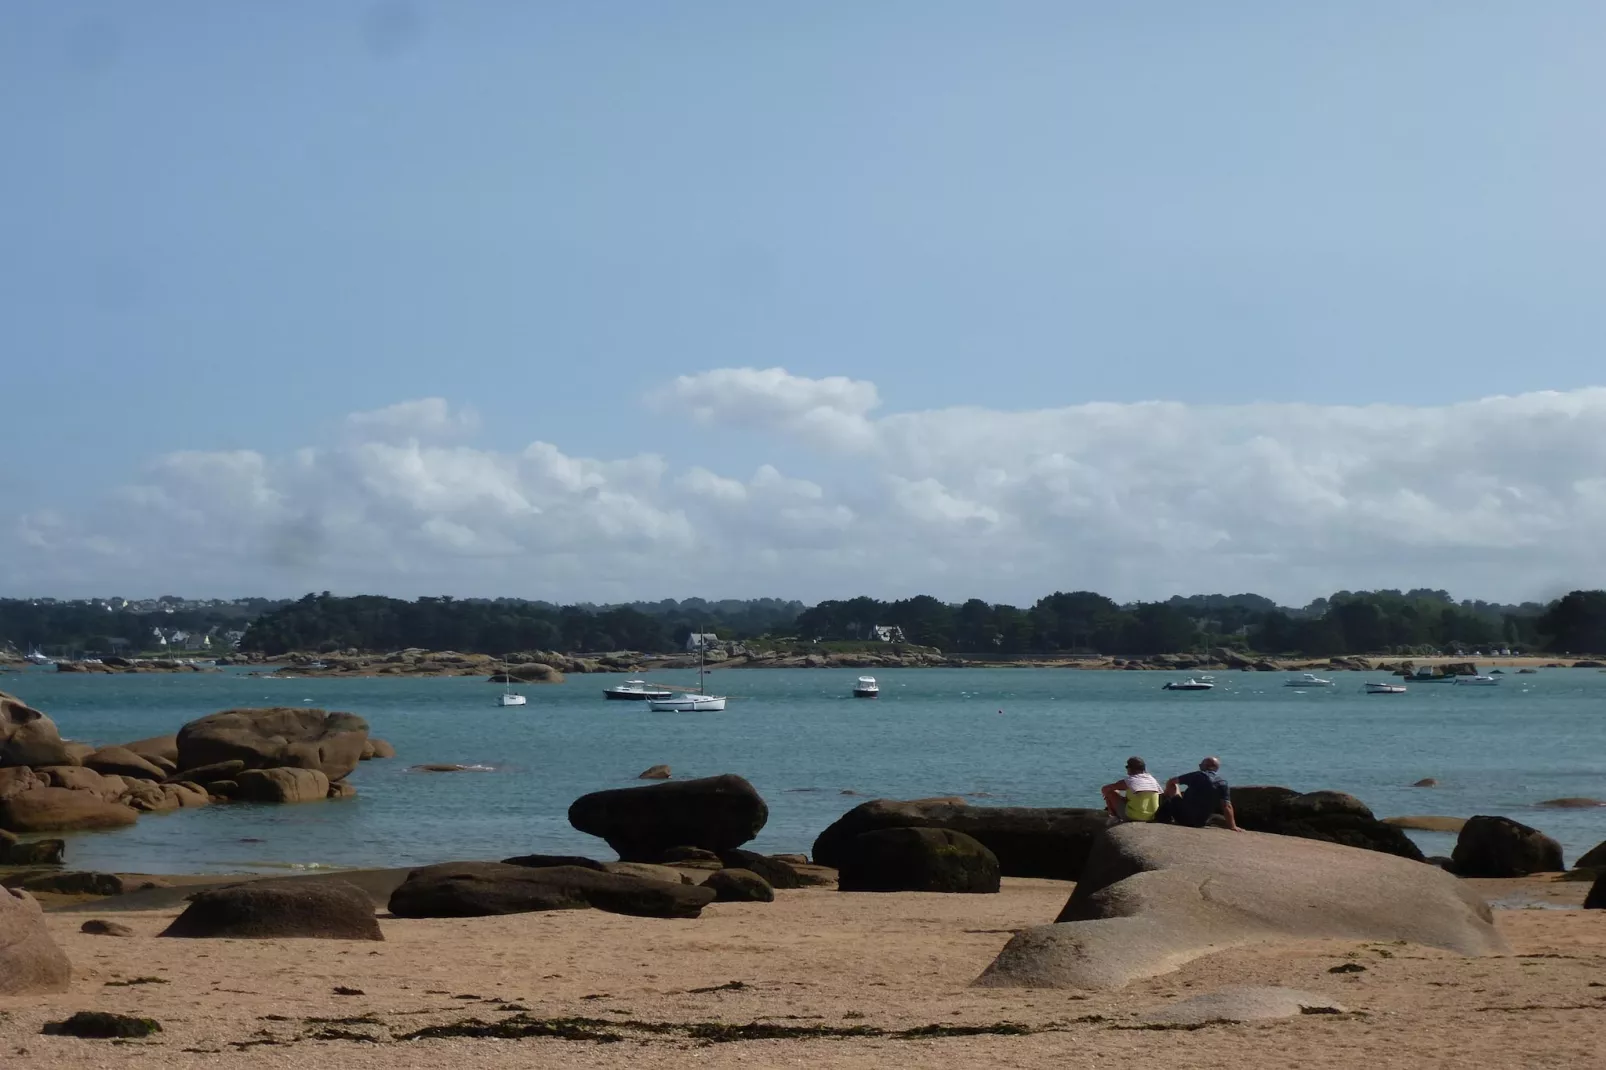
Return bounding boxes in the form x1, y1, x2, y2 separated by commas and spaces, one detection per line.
1163, 756, 1241, 830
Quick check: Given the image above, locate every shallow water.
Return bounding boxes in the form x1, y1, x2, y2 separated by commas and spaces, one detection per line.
4, 666, 1603, 873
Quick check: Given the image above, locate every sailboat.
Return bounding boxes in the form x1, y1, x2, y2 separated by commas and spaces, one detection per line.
648, 637, 727, 712
496, 662, 528, 707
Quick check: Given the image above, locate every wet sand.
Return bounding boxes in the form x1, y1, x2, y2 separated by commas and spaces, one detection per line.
2, 873, 1601, 1069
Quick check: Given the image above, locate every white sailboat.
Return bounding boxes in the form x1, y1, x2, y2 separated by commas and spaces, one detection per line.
648, 638, 727, 712
496, 663, 528, 706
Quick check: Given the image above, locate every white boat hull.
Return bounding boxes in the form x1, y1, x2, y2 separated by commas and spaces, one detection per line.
498, 694, 527, 706
1365, 683, 1407, 694
648, 695, 727, 712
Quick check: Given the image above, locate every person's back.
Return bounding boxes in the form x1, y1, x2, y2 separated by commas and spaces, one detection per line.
1165, 757, 1238, 830
1103, 756, 1162, 823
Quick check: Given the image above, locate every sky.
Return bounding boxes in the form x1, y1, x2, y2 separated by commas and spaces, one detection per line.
4, 2, 1605, 606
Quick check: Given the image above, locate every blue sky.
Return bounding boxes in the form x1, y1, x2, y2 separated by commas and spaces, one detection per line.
4, 3, 1606, 604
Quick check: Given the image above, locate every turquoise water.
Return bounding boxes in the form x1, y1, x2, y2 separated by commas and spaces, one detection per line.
3, 666, 1603, 874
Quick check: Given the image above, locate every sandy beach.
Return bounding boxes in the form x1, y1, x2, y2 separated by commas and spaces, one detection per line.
1, 872, 1600, 1070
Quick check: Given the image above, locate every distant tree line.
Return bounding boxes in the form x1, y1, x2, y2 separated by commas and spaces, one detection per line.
0, 597, 284, 657
237, 593, 805, 656
7, 588, 1606, 659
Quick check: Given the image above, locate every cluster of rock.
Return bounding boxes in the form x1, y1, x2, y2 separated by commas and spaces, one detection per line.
53, 659, 219, 674
1, 691, 393, 858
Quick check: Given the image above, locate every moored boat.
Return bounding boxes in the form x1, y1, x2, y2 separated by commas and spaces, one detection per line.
1284, 672, 1334, 688
603, 679, 674, 701
1365, 682, 1407, 694
852, 675, 879, 698
1454, 674, 1500, 686
647, 693, 728, 712
1163, 678, 1214, 691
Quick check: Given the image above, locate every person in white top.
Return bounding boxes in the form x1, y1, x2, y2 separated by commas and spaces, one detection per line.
1102, 756, 1163, 823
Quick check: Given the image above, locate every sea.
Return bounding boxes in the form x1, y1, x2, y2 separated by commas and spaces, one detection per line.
4, 665, 1603, 875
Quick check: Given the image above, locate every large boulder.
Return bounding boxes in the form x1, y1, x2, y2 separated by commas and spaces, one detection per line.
388, 861, 716, 919
160, 878, 383, 940
83, 746, 166, 782
37, 766, 124, 800
0, 787, 139, 833
234, 767, 330, 804
1228, 786, 1424, 861
702, 868, 774, 902
838, 827, 1000, 893
0, 887, 71, 994
568, 774, 768, 861
977, 824, 1505, 990
812, 798, 1107, 880
1451, 815, 1565, 877
0, 691, 73, 768
1575, 840, 1606, 871
175, 707, 369, 782
120, 735, 179, 764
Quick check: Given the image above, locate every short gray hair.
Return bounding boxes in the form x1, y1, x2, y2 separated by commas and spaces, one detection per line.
1199, 756, 1221, 771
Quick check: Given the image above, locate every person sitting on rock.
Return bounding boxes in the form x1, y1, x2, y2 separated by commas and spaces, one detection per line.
1102, 756, 1162, 823
1161, 755, 1242, 830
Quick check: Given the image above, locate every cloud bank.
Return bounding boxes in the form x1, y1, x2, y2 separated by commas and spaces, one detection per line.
10, 374, 1606, 603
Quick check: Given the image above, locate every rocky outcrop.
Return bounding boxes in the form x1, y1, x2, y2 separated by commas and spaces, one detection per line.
0, 887, 71, 995
388, 862, 716, 919
161, 878, 383, 940
360, 738, 396, 760
638, 764, 671, 780
1383, 815, 1467, 833
1451, 815, 1565, 877
176, 707, 368, 781
489, 664, 564, 684
0, 828, 65, 864
702, 868, 774, 902
0, 786, 139, 833
234, 767, 331, 804
83, 746, 167, 782
977, 824, 1505, 990
0, 690, 73, 768
121, 735, 179, 764
1228, 787, 1425, 861
812, 798, 1108, 880
568, 774, 769, 861
837, 827, 1000, 893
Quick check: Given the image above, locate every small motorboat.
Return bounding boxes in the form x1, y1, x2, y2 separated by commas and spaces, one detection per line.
1284, 673, 1335, 688
603, 679, 674, 701
1365, 682, 1408, 694
1163, 678, 1214, 691
852, 675, 879, 698
1455, 674, 1500, 686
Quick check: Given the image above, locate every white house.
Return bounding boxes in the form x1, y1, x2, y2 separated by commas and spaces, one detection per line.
686, 633, 719, 652
871, 625, 907, 643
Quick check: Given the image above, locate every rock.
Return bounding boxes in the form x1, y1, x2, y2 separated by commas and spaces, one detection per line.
718, 849, 803, 889
326, 780, 357, 800
501, 853, 609, 871
160, 878, 383, 940
234, 767, 330, 804
1586, 874, 1606, 910
411, 763, 475, 773
638, 764, 671, 780
977, 824, 1505, 990
118, 778, 180, 813
0, 831, 64, 865
0, 886, 71, 994
0, 765, 42, 800
360, 738, 397, 760
568, 774, 769, 861
80, 919, 135, 937
38, 765, 124, 800
812, 797, 1108, 880
388, 861, 716, 919
838, 827, 1000, 894
1451, 815, 1565, 877
1229, 786, 1424, 862
771, 853, 810, 865
167, 782, 210, 808
1383, 816, 1468, 833
659, 846, 722, 865
1574, 840, 1606, 870
0, 690, 73, 768
1537, 797, 1605, 808
120, 734, 179, 764
16, 871, 136, 896
62, 741, 96, 763
175, 707, 369, 782
168, 759, 246, 784
602, 862, 692, 885
83, 746, 167, 782
1139, 986, 1347, 1025
43, 1011, 161, 1038
1412, 778, 1439, 788
703, 868, 774, 902
0, 787, 139, 833
489, 664, 565, 684
205, 780, 238, 800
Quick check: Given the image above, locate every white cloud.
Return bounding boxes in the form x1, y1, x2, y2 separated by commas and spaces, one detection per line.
7, 379, 1606, 603
653, 367, 880, 451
